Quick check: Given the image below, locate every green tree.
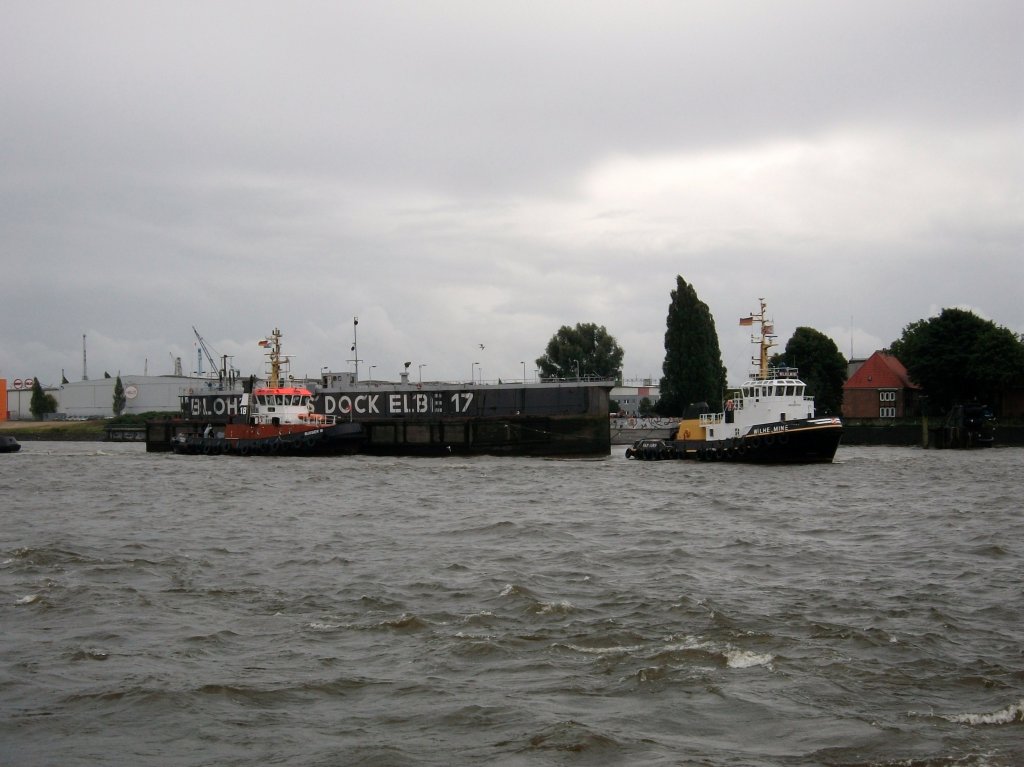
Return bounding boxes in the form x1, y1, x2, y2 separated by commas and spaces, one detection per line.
29, 378, 58, 420
535, 323, 624, 380
112, 375, 126, 416
657, 276, 726, 415
772, 327, 847, 415
889, 308, 1024, 414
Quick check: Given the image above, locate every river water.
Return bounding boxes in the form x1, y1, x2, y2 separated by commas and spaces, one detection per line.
2, 443, 1022, 766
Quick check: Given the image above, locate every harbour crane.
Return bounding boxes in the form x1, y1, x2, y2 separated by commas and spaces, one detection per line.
192, 326, 238, 387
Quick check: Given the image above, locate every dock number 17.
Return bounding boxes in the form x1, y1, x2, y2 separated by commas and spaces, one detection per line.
451, 392, 474, 413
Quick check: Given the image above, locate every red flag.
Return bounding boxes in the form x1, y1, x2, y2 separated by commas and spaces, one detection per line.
258, 339, 270, 347
739, 317, 753, 326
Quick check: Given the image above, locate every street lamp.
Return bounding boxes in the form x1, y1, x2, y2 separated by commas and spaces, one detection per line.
419, 363, 427, 383
471, 362, 478, 383
521, 361, 526, 382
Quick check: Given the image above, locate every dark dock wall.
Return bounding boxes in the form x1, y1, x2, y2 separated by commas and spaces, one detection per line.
842, 421, 1024, 447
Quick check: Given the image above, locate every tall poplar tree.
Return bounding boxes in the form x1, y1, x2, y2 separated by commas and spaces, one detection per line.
657, 277, 726, 415
112, 375, 126, 416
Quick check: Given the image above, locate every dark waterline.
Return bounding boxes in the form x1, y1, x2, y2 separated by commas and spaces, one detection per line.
2, 443, 1022, 766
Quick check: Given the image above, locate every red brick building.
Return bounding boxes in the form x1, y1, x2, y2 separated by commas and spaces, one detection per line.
842, 351, 920, 419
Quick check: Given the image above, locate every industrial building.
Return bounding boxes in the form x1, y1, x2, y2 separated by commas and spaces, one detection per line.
2, 375, 214, 420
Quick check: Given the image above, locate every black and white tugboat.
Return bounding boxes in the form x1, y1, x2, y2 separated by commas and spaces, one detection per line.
628, 299, 843, 463
172, 328, 363, 456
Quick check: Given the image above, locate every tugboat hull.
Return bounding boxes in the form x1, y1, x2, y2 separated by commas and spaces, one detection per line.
171, 422, 364, 457
627, 419, 843, 463
680, 419, 843, 463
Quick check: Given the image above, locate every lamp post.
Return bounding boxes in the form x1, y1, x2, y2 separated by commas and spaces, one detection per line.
521, 361, 526, 382
348, 316, 361, 382
472, 362, 479, 384
419, 364, 427, 383
369, 365, 376, 380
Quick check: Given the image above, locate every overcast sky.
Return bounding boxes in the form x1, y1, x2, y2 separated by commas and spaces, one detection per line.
3, 1, 1021, 388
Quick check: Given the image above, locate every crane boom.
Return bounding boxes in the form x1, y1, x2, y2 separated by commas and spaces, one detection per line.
192, 326, 219, 377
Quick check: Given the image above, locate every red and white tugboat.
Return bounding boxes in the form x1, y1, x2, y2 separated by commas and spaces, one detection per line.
628, 299, 843, 463
172, 328, 363, 456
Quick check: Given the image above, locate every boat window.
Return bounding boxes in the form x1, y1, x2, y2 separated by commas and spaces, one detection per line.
796, 386, 804, 397
786, 386, 795, 396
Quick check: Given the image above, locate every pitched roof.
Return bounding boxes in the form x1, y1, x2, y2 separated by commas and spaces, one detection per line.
844, 351, 919, 390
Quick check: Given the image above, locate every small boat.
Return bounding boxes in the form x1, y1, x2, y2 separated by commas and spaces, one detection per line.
628, 299, 843, 463
0, 435, 21, 453
172, 328, 363, 456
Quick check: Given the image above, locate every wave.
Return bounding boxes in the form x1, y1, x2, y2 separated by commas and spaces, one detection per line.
942, 699, 1024, 726
523, 719, 622, 754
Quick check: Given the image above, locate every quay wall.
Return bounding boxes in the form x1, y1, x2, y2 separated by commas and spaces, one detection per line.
842, 421, 1024, 447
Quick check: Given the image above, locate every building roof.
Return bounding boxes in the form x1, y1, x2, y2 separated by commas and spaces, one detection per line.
844, 351, 919, 390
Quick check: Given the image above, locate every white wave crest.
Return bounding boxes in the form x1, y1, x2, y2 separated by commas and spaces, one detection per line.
944, 699, 1024, 726
724, 648, 775, 670
563, 643, 643, 655
16, 594, 40, 605
537, 600, 574, 614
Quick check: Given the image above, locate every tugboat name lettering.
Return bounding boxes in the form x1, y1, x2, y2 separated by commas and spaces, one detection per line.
753, 424, 790, 435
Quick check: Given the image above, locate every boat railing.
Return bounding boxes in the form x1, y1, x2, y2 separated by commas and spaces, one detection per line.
700, 412, 724, 426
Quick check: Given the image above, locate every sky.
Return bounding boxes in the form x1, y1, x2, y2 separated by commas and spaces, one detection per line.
2, 1, 1022, 389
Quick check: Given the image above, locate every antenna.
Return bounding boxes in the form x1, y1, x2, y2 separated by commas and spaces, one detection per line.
82, 334, 88, 380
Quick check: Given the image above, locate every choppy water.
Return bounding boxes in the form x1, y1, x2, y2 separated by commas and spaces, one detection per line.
2, 442, 1022, 766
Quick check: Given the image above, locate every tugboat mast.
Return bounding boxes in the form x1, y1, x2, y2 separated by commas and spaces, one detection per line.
743, 298, 777, 379
263, 327, 284, 388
